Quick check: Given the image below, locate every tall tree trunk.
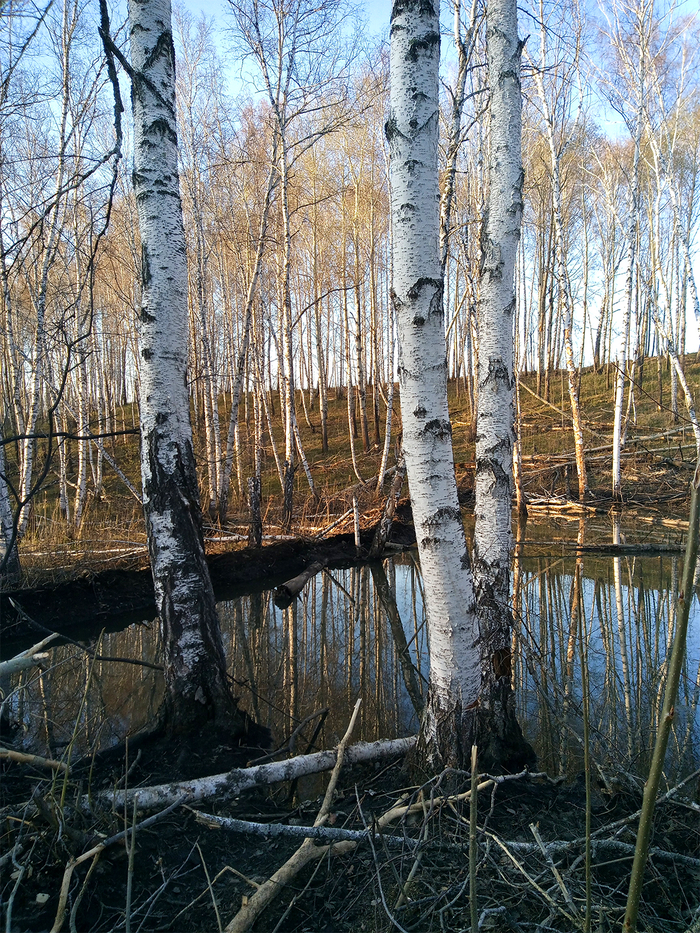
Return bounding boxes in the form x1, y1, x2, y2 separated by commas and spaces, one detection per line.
0, 423, 20, 580
218, 145, 277, 523
612, 32, 645, 503
389, 0, 530, 773
127, 0, 245, 735
388, 0, 479, 772
472, 0, 533, 769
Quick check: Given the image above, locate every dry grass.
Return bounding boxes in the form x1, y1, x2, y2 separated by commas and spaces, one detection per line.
4, 356, 699, 582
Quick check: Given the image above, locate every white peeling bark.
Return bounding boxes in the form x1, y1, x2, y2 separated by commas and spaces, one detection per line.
388, 0, 480, 770
613, 94, 644, 501
473, 0, 533, 769
0, 423, 20, 579
101, 736, 417, 812
128, 0, 242, 733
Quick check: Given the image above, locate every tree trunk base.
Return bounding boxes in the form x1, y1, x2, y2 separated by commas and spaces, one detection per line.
412, 680, 536, 776
156, 690, 271, 751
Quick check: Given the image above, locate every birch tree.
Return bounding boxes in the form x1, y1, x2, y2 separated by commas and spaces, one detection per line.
226, 0, 356, 528
472, 0, 532, 766
600, 0, 649, 502
126, 0, 246, 734
388, 0, 532, 771
528, 0, 588, 500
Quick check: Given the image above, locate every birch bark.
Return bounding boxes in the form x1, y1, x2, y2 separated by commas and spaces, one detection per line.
473, 0, 532, 768
389, 0, 531, 771
0, 424, 20, 579
530, 7, 588, 500
127, 0, 245, 734
388, 0, 478, 770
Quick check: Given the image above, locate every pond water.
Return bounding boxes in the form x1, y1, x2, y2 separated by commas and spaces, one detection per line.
3, 510, 699, 779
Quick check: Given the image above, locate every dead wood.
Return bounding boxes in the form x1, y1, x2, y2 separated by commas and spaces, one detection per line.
223, 698, 363, 933
273, 559, 326, 607
95, 735, 417, 812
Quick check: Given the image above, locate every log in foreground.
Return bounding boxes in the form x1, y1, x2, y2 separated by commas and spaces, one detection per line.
96, 736, 416, 811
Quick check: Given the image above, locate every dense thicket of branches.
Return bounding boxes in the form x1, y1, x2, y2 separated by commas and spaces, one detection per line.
1, 0, 699, 560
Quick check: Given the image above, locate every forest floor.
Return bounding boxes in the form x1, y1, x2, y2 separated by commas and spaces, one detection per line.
2, 710, 700, 932
3, 362, 700, 931
5, 357, 700, 590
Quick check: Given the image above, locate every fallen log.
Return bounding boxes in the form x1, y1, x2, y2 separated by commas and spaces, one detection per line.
0, 633, 58, 677
96, 735, 417, 812
0, 747, 68, 773
224, 698, 361, 933
274, 560, 326, 608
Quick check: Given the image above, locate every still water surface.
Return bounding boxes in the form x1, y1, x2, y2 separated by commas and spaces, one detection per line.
5, 512, 699, 778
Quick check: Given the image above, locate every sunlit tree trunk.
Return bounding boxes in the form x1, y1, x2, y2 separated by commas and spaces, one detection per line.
530, 6, 588, 500
218, 144, 278, 523
390, 0, 531, 771
128, 0, 244, 734
388, 0, 480, 771
0, 423, 20, 579
472, 0, 533, 768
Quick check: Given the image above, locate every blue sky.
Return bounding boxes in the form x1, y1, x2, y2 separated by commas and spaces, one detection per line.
181, 0, 392, 37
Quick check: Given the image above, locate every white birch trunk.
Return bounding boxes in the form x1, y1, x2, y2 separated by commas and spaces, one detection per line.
73, 350, 90, 527
128, 0, 244, 734
0, 423, 20, 579
531, 40, 588, 500
472, 0, 533, 769
218, 146, 278, 523
388, 0, 481, 770
612, 47, 644, 501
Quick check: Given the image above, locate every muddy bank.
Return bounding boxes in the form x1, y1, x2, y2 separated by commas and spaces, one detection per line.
0, 515, 417, 652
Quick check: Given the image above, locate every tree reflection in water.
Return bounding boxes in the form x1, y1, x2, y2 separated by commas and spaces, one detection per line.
5, 521, 700, 781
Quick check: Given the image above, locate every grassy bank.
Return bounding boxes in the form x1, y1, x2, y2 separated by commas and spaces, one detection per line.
4, 355, 699, 580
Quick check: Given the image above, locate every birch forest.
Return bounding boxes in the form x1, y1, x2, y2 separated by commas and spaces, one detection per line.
2, 0, 700, 563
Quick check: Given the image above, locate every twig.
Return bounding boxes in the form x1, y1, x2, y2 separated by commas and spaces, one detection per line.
125, 797, 137, 933
50, 797, 186, 933
69, 852, 101, 933
247, 708, 329, 765
196, 842, 223, 933
5, 860, 27, 933
168, 864, 256, 929
356, 787, 411, 933
529, 822, 578, 917
394, 792, 427, 909
480, 827, 579, 926
470, 745, 478, 933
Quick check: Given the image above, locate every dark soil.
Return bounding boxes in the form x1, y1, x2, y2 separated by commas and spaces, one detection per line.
3, 478, 700, 931
2, 730, 700, 933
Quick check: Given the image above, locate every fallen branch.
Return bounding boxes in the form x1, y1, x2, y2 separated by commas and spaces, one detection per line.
50, 796, 186, 933
190, 810, 416, 848
224, 698, 363, 933
0, 747, 68, 773
274, 560, 326, 607
313, 508, 353, 539
96, 736, 417, 811
0, 633, 58, 676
